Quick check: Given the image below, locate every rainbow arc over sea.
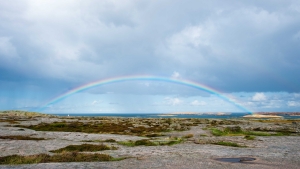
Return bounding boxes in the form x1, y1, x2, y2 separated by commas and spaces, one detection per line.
38, 75, 252, 113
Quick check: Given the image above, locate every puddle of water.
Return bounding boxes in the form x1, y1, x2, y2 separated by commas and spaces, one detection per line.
214, 157, 256, 163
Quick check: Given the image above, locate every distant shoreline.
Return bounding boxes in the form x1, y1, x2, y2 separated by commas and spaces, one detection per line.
243, 114, 283, 119
1, 111, 300, 119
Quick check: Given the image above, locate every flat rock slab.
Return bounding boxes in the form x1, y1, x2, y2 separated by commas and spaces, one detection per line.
0, 154, 299, 169
0, 117, 300, 169
1, 137, 300, 168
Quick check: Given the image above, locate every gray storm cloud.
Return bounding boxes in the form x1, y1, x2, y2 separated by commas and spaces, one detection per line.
0, 0, 300, 97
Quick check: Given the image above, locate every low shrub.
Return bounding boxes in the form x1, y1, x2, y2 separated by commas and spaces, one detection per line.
104, 139, 116, 142
211, 128, 224, 136
159, 138, 183, 146
118, 137, 184, 147
50, 144, 117, 153
145, 133, 163, 137
213, 141, 245, 147
117, 140, 136, 147
183, 134, 194, 138
0, 152, 117, 165
135, 139, 157, 146
210, 127, 287, 137
0, 135, 45, 140
244, 135, 255, 140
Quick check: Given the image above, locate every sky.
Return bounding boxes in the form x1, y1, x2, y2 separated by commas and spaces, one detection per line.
0, 0, 300, 114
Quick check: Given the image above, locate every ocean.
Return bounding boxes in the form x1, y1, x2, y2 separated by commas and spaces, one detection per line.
52, 113, 300, 119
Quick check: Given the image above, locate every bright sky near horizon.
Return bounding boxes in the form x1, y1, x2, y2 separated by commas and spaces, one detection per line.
0, 0, 300, 113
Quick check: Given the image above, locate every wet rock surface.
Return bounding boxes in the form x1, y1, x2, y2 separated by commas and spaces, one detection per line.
214, 157, 256, 163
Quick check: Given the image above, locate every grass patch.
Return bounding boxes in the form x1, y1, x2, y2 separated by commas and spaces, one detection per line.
118, 139, 158, 147
211, 128, 225, 136
118, 138, 184, 147
183, 134, 194, 138
50, 144, 117, 153
213, 141, 245, 147
0, 120, 20, 124
103, 139, 117, 142
273, 132, 291, 136
255, 119, 300, 124
0, 110, 53, 117
245, 131, 290, 136
20, 121, 174, 136
210, 126, 290, 137
244, 135, 256, 140
117, 140, 136, 147
16, 118, 194, 136
158, 138, 183, 146
0, 135, 46, 140
145, 133, 164, 137
135, 139, 157, 146
81, 139, 117, 143
245, 131, 272, 136
0, 152, 120, 165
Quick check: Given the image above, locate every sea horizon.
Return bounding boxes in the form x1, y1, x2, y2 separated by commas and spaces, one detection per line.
48, 112, 300, 119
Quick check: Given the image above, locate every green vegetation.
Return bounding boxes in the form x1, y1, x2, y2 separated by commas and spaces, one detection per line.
50, 144, 117, 153
81, 139, 117, 143
0, 135, 46, 140
0, 111, 55, 124
0, 110, 53, 117
0, 119, 20, 124
0, 152, 120, 165
211, 128, 225, 136
207, 119, 245, 127
244, 135, 255, 140
253, 119, 300, 124
19, 121, 173, 136
17, 117, 195, 136
245, 131, 272, 136
145, 133, 164, 137
213, 141, 245, 147
118, 137, 184, 147
183, 134, 194, 138
118, 140, 155, 147
134, 139, 157, 146
103, 139, 117, 142
117, 140, 136, 147
210, 126, 291, 137
160, 138, 184, 146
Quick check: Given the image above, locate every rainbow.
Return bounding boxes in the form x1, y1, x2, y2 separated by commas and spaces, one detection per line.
38, 75, 252, 113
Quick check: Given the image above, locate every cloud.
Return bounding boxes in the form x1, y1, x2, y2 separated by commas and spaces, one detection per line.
1, 0, 299, 93
0, 37, 18, 59
164, 97, 183, 106
171, 71, 181, 79
287, 101, 300, 107
1, 1, 300, 112
190, 100, 207, 106
252, 93, 267, 101
91, 100, 102, 105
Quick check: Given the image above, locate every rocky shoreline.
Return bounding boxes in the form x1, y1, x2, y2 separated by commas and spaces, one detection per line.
0, 112, 299, 169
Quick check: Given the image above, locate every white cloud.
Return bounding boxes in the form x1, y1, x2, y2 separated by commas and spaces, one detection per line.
142, 82, 151, 87
171, 71, 181, 79
190, 100, 207, 106
287, 101, 300, 107
252, 93, 267, 101
294, 93, 300, 98
0, 37, 18, 58
164, 97, 183, 106
1, 1, 300, 113
91, 100, 102, 105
